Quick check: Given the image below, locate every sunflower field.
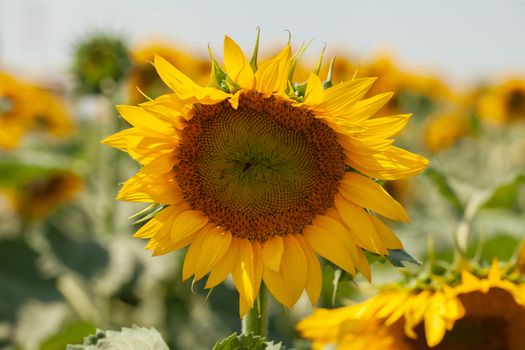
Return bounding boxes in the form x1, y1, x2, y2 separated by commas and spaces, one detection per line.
1, 3, 524, 350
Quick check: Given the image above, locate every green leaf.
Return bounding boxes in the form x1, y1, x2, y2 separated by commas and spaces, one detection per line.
66, 326, 169, 350
386, 249, 420, 267
0, 238, 61, 322
41, 322, 96, 350
481, 174, 525, 210
212, 332, 267, 350
424, 167, 464, 216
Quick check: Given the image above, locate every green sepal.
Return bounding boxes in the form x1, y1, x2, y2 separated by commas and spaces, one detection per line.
207, 44, 230, 92
287, 40, 312, 84
322, 56, 336, 89
131, 204, 166, 225
386, 249, 420, 267
293, 81, 308, 99
249, 27, 261, 72
313, 43, 327, 75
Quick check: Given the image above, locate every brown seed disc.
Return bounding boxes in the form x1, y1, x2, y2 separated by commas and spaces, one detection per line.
175, 91, 345, 241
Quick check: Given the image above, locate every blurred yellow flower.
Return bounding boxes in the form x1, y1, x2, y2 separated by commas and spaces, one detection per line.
129, 42, 210, 103
478, 79, 525, 123
424, 110, 470, 152
5, 170, 83, 221
0, 72, 35, 149
360, 55, 452, 117
0, 72, 74, 149
103, 35, 427, 317
298, 259, 525, 349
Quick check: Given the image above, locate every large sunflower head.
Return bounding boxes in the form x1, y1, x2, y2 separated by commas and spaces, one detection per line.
103, 34, 428, 316
298, 259, 525, 350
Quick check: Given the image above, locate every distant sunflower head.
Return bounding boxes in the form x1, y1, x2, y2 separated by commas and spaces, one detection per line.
298, 259, 525, 350
424, 109, 471, 152
72, 34, 132, 94
103, 33, 428, 316
478, 79, 525, 123
6, 170, 82, 220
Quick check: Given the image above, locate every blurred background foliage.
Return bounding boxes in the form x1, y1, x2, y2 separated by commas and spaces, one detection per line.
0, 31, 524, 350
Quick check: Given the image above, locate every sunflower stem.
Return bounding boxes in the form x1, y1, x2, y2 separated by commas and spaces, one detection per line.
241, 283, 268, 338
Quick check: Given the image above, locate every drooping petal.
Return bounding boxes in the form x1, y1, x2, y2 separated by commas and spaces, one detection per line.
205, 238, 240, 289
295, 234, 322, 305
334, 193, 388, 255
182, 226, 232, 281
280, 235, 308, 305
231, 239, 257, 306
170, 210, 209, 244
263, 236, 284, 271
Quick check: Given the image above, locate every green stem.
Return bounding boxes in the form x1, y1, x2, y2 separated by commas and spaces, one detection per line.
241, 284, 268, 338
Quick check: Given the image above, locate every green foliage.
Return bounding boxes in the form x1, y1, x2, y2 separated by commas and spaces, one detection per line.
66, 326, 169, 350
0, 238, 61, 322
424, 166, 464, 215
212, 332, 284, 350
0, 161, 59, 187
481, 174, 525, 210
41, 322, 96, 350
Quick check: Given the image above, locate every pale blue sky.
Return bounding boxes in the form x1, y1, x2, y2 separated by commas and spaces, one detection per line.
1, 0, 524, 84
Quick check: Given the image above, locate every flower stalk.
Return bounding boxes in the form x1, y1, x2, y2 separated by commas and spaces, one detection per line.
242, 284, 268, 338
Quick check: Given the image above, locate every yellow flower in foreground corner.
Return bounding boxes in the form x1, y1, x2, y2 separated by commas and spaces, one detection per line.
102, 34, 428, 316
298, 259, 525, 349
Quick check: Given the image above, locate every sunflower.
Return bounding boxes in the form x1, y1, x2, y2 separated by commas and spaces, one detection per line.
129, 42, 210, 103
360, 55, 451, 117
424, 110, 470, 152
28, 86, 74, 138
5, 170, 83, 220
477, 78, 525, 123
0, 72, 35, 149
102, 35, 428, 316
298, 259, 525, 349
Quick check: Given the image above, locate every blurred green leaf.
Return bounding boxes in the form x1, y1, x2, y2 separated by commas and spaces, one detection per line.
212, 332, 268, 350
67, 326, 169, 350
45, 220, 109, 279
481, 174, 525, 210
477, 234, 520, 263
0, 238, 61, 322
424, 167, 464, 216
0, 161, 58, 187
386, 249, 420, 267
41, 322, 96, 350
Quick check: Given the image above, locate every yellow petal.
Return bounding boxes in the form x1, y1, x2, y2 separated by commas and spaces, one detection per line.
339, 172, 409, 223
304, 73, 324, 105
116, 105, 173, 134
314, 78, 376, 116
424, 294, 448, 347
223, 36, 254, 90
355, 248, 371, 282
263, 263, 293, 307
170, 210, 209, 244
369, 216, 403, 249
263, 236, 284, 271
295, 234, 322, 305
347, 146, 429, 180
183, 226, 232, 281
117, 171, 184, 204
133, 206, 179, 239
255, 44, 291, 97
334, 193, 388, 255
335, 92, 393, 123
231, 239, 257, 306
154, 55, 201, 100
280, 235, 308, 305
205, 238, 240, 288
488, 258, 501, 283
361, 114, 411, 138
311, 213, 359, 264
303, 224, 355, 275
